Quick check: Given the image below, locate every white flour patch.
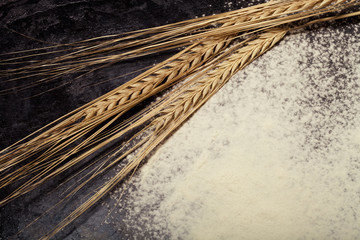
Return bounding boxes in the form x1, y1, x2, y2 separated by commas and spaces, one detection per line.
108, 22, 360, 240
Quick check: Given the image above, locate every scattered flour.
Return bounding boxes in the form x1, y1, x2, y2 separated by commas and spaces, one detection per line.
108, 22, 360, 239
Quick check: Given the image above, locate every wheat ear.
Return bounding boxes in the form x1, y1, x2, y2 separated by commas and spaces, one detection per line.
0, 35, 233, 197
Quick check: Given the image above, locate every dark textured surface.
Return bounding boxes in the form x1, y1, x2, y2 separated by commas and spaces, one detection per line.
0, 1, 262, 239
1, 1, 359, 239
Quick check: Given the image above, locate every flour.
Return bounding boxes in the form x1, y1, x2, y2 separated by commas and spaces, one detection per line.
108, 21, 360, 239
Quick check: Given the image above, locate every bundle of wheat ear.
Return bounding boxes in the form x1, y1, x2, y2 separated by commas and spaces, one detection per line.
1, 0, 360, 238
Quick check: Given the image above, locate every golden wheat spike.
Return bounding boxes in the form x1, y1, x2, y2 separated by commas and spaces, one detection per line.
0, 37, 231, 173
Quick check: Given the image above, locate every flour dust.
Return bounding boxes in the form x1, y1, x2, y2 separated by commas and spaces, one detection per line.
106, 22, 360, 240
